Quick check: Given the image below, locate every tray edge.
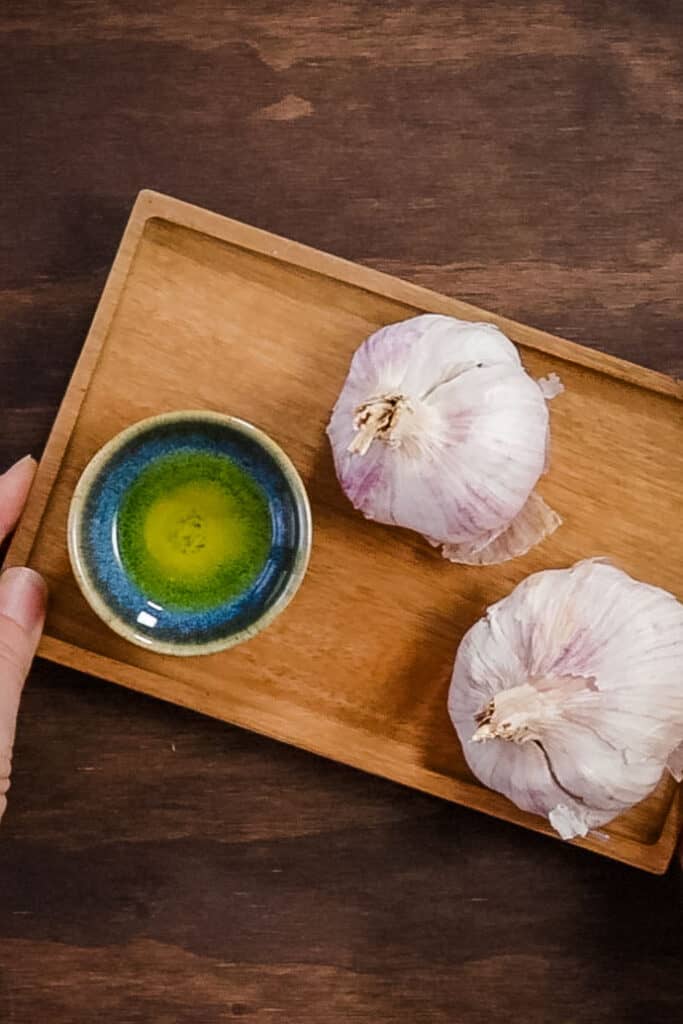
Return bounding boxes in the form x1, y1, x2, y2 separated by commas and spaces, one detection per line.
137, 189, 682, 399
5, 187, 681, 874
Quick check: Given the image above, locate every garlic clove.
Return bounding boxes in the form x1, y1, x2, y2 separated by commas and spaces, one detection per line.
439, 491, 561, 565
538, 715, 664, 811
391, 315, 522, 397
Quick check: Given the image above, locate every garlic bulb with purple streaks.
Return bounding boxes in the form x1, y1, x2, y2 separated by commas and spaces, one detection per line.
448, 560, 683, 839
327, 314, 563, 564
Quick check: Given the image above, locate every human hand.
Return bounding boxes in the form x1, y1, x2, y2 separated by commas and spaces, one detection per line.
0, 456, 47, 822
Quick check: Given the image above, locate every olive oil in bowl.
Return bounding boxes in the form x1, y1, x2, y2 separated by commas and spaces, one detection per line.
117, 451, 272, 612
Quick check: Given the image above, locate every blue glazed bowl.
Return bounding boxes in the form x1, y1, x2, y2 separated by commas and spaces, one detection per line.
67, 411, 312, 656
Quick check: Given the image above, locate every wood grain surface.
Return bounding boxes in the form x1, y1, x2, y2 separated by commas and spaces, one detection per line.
1, 2, 682, 1021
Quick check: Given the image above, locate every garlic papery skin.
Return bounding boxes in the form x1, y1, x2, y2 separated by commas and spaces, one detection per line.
327, 314, 562, 565
448, 559, 683, 840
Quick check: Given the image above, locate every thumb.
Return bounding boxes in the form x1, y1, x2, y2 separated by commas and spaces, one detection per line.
0, 567, 47, 822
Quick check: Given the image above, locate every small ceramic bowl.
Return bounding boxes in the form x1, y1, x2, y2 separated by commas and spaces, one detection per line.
68, 411, 312, 656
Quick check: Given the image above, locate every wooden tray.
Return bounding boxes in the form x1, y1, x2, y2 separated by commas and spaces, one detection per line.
6, 191, 682, 873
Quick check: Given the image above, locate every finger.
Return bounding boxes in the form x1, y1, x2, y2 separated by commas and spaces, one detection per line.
0, 567, 47, 821
0, 455, 37, 544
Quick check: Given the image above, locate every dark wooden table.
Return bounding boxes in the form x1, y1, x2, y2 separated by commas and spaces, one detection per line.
2, 3, 682, 1021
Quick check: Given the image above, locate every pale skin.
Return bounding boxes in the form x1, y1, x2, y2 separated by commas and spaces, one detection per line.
0, 455, 47, 822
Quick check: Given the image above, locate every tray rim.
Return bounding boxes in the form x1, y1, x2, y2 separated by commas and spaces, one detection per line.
5, 188, 681, 874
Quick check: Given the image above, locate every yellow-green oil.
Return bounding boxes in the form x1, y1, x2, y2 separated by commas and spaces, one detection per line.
117, 451, 272, 610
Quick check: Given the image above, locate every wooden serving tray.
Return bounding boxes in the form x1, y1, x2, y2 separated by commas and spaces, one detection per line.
6, 191, 682, 873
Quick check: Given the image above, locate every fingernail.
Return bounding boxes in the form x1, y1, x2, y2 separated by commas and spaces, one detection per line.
1, 455, 35, 480
0, 567, 47, 632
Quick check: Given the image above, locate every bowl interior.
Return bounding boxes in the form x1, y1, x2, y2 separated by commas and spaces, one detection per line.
69, 414, 310, 653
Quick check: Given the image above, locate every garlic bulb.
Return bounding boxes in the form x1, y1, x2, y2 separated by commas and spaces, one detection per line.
448, 559, 683, 839
327, 314, 563, 564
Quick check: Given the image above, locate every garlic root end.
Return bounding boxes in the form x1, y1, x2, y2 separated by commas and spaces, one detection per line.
348, 395, 407, 455
471, 684, 546, 744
